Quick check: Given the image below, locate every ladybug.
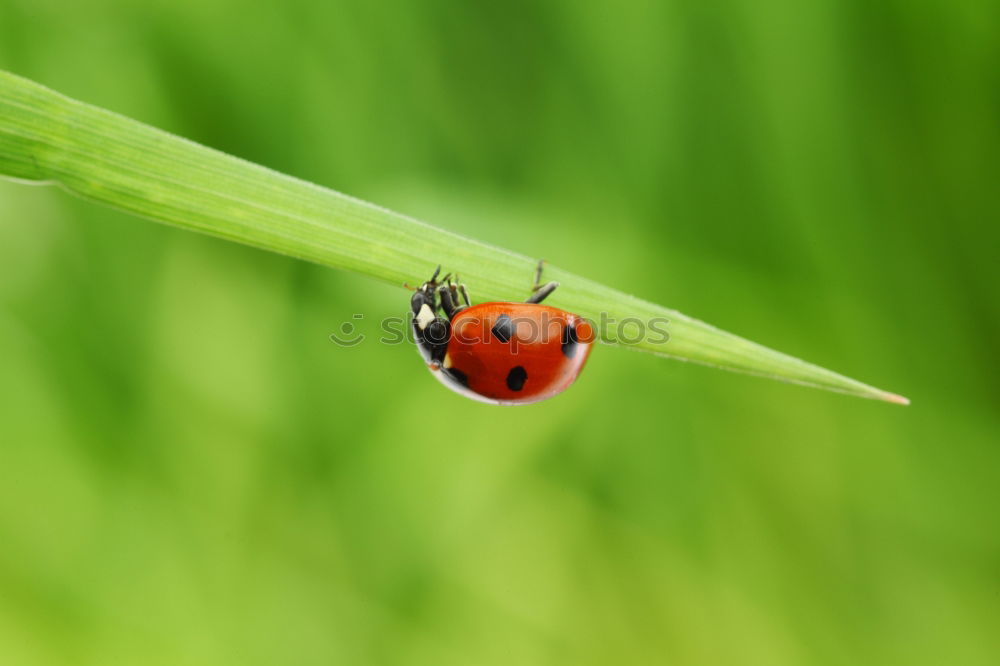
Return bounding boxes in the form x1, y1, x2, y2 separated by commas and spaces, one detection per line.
410, 262, 594, 405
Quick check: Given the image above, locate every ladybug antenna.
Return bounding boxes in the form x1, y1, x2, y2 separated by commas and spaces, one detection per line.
430, 265, 442, 282
402, 282, 417, 291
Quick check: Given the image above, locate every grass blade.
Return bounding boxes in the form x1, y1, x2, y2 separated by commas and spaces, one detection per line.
0, 70, 907, 405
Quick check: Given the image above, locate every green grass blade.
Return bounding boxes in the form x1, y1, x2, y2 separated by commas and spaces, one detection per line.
0, 70, 908, 405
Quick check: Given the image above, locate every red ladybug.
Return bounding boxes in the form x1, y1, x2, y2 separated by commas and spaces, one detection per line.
410, 262, 594, 405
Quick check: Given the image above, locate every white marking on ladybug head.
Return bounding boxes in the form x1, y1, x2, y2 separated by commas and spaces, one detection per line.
443, 353, 452, 369
416, 303, 435, 330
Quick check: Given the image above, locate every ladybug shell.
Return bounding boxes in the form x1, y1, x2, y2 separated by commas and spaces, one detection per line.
432, 302, 594, 405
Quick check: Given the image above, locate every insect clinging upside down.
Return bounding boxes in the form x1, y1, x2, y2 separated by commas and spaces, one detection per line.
410, 262, 594, 405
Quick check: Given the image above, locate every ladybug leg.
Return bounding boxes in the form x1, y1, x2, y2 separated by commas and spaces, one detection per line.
533, 259, 545, 289
527, 281, 559, 304
450, 277, 471, 307
527, 260, 559, 304
438, 284, 468, 319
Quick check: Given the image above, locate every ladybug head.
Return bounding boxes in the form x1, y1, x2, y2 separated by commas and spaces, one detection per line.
410, 265, 449, 316
410, 266, 451, 365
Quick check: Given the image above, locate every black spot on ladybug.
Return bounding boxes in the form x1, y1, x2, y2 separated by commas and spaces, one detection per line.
445, 367, 469, 387
506, 366, 527, 391
562, 323, 579, 358
491, 314, 514, 343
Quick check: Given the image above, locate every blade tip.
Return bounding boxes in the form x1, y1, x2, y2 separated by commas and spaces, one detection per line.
883, 392, 910, 406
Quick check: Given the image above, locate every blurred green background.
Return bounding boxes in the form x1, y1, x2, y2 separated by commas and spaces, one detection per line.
1, 0, 998, 664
